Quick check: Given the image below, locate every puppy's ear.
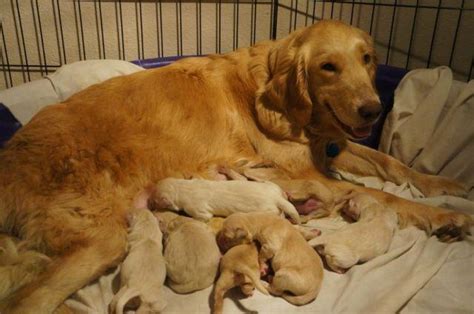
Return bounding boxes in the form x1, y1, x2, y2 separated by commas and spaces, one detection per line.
234, 227, 250, 241
256, 40, 312, 141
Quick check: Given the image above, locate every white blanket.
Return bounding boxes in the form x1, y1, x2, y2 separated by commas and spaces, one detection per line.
0, 62, 472, 313
379, 66, 474, 200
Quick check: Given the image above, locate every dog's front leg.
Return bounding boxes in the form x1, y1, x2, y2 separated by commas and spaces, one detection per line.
330, 141, 468, 198
313, 177, 472, 242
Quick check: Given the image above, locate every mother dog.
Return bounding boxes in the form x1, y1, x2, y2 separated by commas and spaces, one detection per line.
0, 20, 470, 312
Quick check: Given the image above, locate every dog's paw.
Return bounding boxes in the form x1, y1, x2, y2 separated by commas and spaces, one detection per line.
415, 174, 468, 198
431, 212, 472, 242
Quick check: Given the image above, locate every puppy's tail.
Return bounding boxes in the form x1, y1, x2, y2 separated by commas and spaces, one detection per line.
278, 200, 301, 224
235, 264, 269, 296
109, 285, 140, 314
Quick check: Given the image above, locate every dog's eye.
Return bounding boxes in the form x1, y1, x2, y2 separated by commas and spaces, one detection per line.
363, 54, 371, 64
321, 63, 337, 72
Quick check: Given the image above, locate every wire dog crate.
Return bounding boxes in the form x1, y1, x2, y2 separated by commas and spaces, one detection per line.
0, 0, 473, 90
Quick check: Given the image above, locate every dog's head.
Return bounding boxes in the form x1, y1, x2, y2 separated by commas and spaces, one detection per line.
258, 20, 380, 141
216, 216, 252, 252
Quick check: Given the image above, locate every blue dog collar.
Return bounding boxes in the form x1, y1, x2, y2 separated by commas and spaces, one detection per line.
326, 142, 340, 158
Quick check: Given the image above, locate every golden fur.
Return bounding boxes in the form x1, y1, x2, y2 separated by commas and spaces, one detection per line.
0, 20, 470, 312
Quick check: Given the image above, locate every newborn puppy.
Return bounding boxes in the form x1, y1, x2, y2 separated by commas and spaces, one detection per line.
215, 163, 337, 220
148, 178, 300, 223
218, 212, 324, 305
0, 236, 50, 300
309, 193, 398, 273
155, 211, 221, 294
109, 208, 166, 314
213, 243, 269, 314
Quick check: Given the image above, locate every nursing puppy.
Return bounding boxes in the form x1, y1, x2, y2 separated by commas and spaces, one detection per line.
309, 194, 398, 273
213, 242, 269, 314
215, 163, 338, 220
218, 212, 324, 305
147, 178, 300, 223
0, 237, 50, 301
109, 208, 166, 314
155, 211, 221, 294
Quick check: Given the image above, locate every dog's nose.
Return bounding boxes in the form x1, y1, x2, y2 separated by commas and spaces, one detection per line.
358, 101, 382, 122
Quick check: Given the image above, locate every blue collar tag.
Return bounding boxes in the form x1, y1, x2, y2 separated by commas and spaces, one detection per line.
326, 142, 340, 158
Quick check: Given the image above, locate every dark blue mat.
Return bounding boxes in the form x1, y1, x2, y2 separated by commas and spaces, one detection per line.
0, 103, 22, 148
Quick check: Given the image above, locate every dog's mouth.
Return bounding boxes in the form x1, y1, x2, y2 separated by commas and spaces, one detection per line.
324, 102, 373, 139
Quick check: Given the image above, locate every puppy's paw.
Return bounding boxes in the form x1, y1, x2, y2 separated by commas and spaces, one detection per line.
240, 283, 255, 297
341, 201, 360, 222
431, 212, 472, 242
260, 262, 269, 277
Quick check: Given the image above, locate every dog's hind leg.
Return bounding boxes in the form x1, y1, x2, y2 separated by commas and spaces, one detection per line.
0, 223, 127, 314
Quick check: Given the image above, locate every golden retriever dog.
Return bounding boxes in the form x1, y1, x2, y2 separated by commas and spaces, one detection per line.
155, 211, 221, 294
217, 212, 324, 305
0, 20, 470, 312
147, 177, 300, 222
109, 208, 166, 314
213, 242, 269, 314
309, 193, 398, 273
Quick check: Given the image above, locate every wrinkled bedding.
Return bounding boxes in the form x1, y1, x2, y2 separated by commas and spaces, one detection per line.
1, 62, 473, 313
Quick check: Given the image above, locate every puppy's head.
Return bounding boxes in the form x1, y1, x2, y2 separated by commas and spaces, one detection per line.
344, 193, 384, 221
217, 217, 252, 252
258, 20, 380, 141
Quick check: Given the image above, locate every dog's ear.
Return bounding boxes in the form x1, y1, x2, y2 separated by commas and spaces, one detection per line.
359, 30, 378, 85
256, 40, 312, 141
234, 227, 250, 241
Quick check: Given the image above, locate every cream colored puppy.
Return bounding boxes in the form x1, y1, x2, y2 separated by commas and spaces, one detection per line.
213, 242, 269, 314
0, 236, 50, 300
109, 208, 166, 314
148, 178, 300, 223
155, 211, 221, 294
309, 194, 398, 273
218, 212, 324, 305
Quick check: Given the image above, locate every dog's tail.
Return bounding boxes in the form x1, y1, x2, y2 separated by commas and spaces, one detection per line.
109, 285, 141, 314
278, 200, 301, 224
234, 264, 269, 296
0, 238, 50, 300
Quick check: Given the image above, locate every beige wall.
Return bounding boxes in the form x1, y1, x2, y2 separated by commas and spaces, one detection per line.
1, 0, 473, 90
